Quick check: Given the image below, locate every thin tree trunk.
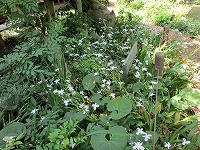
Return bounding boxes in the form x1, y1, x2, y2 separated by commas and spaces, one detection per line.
44, 0, 55, 21
77, 0, 82, 13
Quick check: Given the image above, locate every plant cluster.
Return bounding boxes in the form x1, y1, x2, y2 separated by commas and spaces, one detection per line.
118, 0, 200, 37
0, 0, 200, 150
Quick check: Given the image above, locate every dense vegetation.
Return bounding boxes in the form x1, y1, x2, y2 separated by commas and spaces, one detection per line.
0, 0, 200, 149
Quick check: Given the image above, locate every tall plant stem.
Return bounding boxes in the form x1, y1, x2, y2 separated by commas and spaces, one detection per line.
153, 69, 159, 150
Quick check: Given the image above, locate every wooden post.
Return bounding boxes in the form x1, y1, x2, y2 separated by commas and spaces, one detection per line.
77, 0, 82, 13
123, 41, 138, 84
154, 52, 164, 77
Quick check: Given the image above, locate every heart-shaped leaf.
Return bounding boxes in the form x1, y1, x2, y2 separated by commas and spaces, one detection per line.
180, 88, 200, 106
82, 73, 100, 90
91, 93, 110, 106
171, 95, 189, 110
171, 88, 200, 110
90, 126, 127, 150
107, 98, 132, 120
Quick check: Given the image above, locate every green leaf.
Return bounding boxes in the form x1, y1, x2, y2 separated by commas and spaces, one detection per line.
63, 138, 69, 147
0, 122, 25, 148
196, 133, 200, 147
64, 111, 86, 121
132, 82, 144, 92
90, 126, 127, 150
36, 145, 43, 150
180, 88, 200, 106
171, 95, 189, 110
91, 94, 110, 106
171, 88, 200, 110
107, 98, 132, 120
82, 73, 100, 90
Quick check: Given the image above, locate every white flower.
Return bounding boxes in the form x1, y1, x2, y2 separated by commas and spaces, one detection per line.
164, 142, 171, 149
83, 105, 89, 114
132, 142, 144, 150
101, 84, 105, 88
111, 66, 117, 70
54, 79, 60, 84
109, 93, 115, 99
135, 71, 140, 78
151, 81, 158, 85
31, 109, 39, 114
146, 72, 152, 77
92, 103, 100, 110
41, 116, 46, 120
58, 89, 65, 95
102, 79, 106, 83
148, 85, 153, 89
119, 70, 123, 74
143, 133, 152, 141
80, 91, 84, 95
136, 102, 143, 107
136, 128, 145, 135
64, 99, 71, 106
182, 138, 190, 145
47, 83, 53, 88
38, 80, 43, 84
84, 96, 88, 99
106, 80, 111, 85
55, 68, 59, 72
30, 85, 35, 88
149, 93, 155, 97
118, 82, 125, 85
53, 89, 58, 94
142, 67, 147, 71
94, 72, 99, 76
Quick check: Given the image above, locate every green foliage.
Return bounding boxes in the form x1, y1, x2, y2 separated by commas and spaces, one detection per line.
171, 87, 200, 110
82, 73, 100, 90
107, 98, 132, 120
154, 12, 172, 26
90, 126, 127, 150
47, 120, 86, 149
0, 122, 25, 148
171, 17, 200, 37
0, 1, 199, 149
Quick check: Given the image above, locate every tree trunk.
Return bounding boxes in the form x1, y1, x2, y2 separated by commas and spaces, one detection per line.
77, 0, 82, 13
44, 0, 55, 21
0, 34, 5, 51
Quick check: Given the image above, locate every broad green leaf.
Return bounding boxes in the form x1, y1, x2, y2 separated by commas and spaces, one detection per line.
132, 82, 144, 92
107, 98, 132, 120
180, 88, 200, 106
64, 111, 86, 121
0, 122, 25, 148
171, 95, 189, 110
171, 88, 200, 110
82, 73, 100, 90
91, 93, 110, 106
196, 133, 200, 147
90, 126, 127, 150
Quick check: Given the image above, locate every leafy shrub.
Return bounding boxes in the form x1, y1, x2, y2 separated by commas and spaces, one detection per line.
171, 17, 200, 37
154, 12, 172, 26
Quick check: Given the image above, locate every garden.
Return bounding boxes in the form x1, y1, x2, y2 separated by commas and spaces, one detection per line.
0, 0, 200, 149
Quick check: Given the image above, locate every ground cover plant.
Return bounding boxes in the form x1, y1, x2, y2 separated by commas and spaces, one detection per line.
0, 0, 200, 150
